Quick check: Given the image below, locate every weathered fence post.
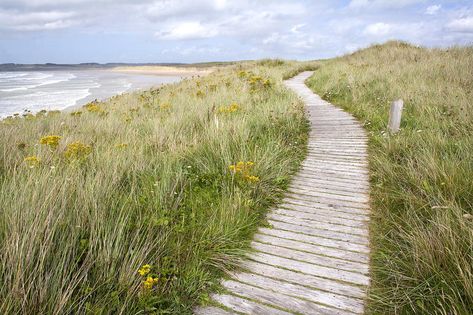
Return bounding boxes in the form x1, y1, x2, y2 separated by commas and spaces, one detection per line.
388, 99, 403, 133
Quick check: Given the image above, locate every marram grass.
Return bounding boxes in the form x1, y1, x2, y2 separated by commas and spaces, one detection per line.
0, 60, 316, 314
307, 41, 473, 315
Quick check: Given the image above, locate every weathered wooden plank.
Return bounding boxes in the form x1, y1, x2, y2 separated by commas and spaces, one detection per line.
231, 272, 365, 313
306, 153, 367, 161
293, 174, 369, 189
288, 187, 369, 204
299, 166, 368, 177
302, 161, 368, 172
194, 306, 236, 315
297, 170, 368, 181
259, 227, 369, 253
267, 219, 369, 245
239, 260, 367, 299
251, 241, 369, 274
211, 293, 293, 315
279, 202, 369, 221
281, 198, 369, 215
247, 252, 370, 286
285, 192, 369, 210
222, 280, 352, 315
289, 182, 368, 198
254, 233, 369, 264
273, 208, 368, 228
292, 175, 369, 190
267, 213, 369, 238
301, 158, 367, 168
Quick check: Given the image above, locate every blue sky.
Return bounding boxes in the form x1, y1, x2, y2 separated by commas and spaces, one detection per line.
0, 0, 472, 63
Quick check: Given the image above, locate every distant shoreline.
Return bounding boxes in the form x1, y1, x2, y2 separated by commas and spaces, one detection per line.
111, 65, 214, 77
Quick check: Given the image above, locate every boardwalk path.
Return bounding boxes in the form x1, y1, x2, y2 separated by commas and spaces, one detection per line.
195, 72, 371, 314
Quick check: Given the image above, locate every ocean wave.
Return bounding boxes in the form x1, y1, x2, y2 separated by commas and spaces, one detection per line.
0, 72, 75, 92
0, 88, 91, 118
0, 87, 28, 92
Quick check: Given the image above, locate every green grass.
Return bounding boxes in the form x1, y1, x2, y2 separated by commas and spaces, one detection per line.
0, 60, 318, 314
306, 41, 473, 314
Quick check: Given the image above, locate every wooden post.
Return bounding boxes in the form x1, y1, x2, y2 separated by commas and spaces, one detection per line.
388, 99, 403, 133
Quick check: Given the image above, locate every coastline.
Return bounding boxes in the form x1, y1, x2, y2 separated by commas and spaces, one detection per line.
110, 65, 214, 77
0, 68, 189, 119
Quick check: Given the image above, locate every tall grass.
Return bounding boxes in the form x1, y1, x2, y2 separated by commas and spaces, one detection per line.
307, 41, 473, 314
0, 61, 312, 314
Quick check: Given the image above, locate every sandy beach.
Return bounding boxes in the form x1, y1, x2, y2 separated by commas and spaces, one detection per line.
111, 65, 214, 77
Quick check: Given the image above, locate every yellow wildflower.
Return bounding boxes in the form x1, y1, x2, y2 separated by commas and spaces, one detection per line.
217, 103, 241, 114
245, 175, 260, 183
143, 276, 159, 290
236, 161, 245, 171
48, 110, 61, 116
229, 161, 259, 183
196, 90, 204, 98
64, 141, 92, 160
70, 111, 82, 117
83, 102, 103, 113
24, 156, 41, 168
237, 70, 247, 78
138, 264, 151, 276
39, 135, 61, 148
115, 143, 129, 149
23, 113, 35, 120
160, 103, 171, 111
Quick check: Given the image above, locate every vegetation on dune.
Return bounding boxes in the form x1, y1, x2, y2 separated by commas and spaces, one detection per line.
307, 41, 473, 314
0, 60, 317, 314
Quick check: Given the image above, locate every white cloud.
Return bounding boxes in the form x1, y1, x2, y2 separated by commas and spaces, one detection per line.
0, 9, 77, 31
425, 5, 441, 15
447, 16, 473, 33
160, 45, 222, 56
349, 0, 425, 9
363, 22, 393, 36
290, 24, 306, 34
155, 21, 218, 40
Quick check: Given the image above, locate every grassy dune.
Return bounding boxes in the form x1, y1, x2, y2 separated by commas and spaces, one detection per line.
307, 41, 473, 314
0, 61, 317, 314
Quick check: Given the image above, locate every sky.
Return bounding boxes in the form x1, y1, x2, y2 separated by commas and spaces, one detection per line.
0, 0, 472, 64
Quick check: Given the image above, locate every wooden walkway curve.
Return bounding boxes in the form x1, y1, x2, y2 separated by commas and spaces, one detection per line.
195, 71, 371, 315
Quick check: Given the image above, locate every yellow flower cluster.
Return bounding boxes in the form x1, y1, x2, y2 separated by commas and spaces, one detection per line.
237, 70, 247, 78
138, 264, 151, 276
245, 175, 260, 183
115, 143, 129, 149
229, 161, 260, 183
249, 75, 271, 91
40, 135, 61, 148
83, 102, 105, 114
70, 111, 82, 117
84, 103, 100, 112
160, 103, 171, 111
24, 156, 41, 168
143, 276, 159, 290
138, 264, 159, 290
196, 90, 204, 98
218, 103, 240, 114
64, 141, 92, 160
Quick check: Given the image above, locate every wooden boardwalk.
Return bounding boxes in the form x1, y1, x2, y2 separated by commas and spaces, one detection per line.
195, 72, 370, 315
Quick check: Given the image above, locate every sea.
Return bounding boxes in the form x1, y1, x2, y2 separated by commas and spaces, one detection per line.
0, 70, 181, 118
